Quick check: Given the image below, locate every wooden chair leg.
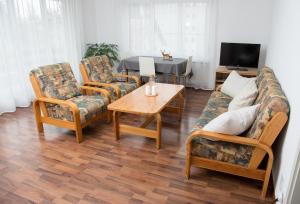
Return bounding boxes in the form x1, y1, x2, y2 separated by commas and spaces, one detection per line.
261, 157, 273, 198
33, 100, 44, 133
186, 159, 191, 179
107, 111, 112, 123
171, 75, 177, 84
156, 113, 162, 149
178, 92, 184, 121
75, 127, 83, 143
35, 116, 44, 133
113, 111, 120, 140
186, 142, 191, 179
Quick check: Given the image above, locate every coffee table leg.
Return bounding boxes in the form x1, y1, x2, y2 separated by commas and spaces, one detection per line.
113, 111, 120, 140
156, 113, 162, 149
178, 92, 184, 121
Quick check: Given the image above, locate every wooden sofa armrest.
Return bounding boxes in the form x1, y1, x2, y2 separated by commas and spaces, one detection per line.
35, 97, 79, 113
34, 97, 81, 124
83, 82, 120, 99
80, 86, 111, 103
113, 73, 141, 87
186, 130, 273, 158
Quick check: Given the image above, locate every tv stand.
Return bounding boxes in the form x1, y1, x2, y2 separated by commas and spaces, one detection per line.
226, 66, 248, 71
215, 66, 258, 89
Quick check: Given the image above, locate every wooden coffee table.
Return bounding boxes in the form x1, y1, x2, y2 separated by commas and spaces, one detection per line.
108, 83, 184, 149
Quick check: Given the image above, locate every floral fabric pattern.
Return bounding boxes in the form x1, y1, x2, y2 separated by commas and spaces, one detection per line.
81, 56, 113, 83
191, 138, 253, 166
82, 55, 139, 100
47, 95, 109, 124
191, 91, 232, 132
128, 70, 140, 83
246, 67, 290, 139
30, 63, 109, 124
102, 81, 137, 100
189, 67, 289, 167
30, 63, 81, 100
190, 91, 253, 166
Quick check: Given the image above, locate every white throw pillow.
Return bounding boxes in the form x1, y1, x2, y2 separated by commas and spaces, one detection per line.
228, 80, 258, 111
221, 71, 256, 97
203, 104, 260, 135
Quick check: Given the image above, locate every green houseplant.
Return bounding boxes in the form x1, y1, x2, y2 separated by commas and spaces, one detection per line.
84, 43, 120, 66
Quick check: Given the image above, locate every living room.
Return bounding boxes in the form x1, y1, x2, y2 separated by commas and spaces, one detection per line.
0, 0, 299, 203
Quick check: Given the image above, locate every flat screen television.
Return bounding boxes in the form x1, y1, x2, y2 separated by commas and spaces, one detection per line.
219, 42, 261, 68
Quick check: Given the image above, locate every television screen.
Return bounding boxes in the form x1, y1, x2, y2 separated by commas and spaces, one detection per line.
219, 42, 261, 68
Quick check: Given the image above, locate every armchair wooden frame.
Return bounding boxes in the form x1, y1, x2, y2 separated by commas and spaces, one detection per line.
186, 112, 288, 198
30, 75, 111, 143
80, 63, 141, 99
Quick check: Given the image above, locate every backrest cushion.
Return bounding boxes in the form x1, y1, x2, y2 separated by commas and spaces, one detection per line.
246, 67, 289, 139
30, 63, 81, 100
81, 55, 113, 83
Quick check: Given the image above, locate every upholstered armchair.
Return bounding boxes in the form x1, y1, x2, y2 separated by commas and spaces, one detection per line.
30, 63, 111, 143
80, 55, 141, 100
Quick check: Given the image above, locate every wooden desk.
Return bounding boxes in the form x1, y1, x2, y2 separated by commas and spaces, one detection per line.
215, 66, 258, 89
108, 83, 185, 149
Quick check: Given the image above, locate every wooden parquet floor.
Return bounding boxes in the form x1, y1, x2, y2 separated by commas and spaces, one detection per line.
0, 89, 274, 204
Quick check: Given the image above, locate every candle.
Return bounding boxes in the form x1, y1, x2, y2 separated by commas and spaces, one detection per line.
151, 85, 156, 96
145, 85, 150, 95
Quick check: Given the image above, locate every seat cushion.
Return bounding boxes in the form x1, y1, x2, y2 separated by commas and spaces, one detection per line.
111, 81, 137, 96
30, 63, 81, 100
190, 91, 253, 167
81, 55, 113, 83
47, 95, 109, 124
191, 91, 232, 132
191, 138, 253, 167
103, 81, 138, 100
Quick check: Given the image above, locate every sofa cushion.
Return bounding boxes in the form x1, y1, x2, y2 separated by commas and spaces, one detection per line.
81, 55, 113, 83
246, 68, 290, 139
47, 95, 109, 124
221, 71, 256, 98
191, 138, 253, 166
101, 81, 138, 100
111, 81, 138, 96
228, 79, 258, 111
191, 91, 232, 132
203, 104, 260, 135
30, 63, 81, 100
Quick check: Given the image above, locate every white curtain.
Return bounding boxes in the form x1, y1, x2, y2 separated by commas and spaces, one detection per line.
115, 0, 217, 89
0, 0, 84, 115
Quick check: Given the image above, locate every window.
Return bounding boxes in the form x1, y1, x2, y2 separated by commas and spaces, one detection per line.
14, 0, 42, 20
128, 0, 209, 61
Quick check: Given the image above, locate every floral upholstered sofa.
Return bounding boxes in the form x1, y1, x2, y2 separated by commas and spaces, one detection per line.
30, 63, 110, 143
185, 67, 289, 198
80, 55, 140, 100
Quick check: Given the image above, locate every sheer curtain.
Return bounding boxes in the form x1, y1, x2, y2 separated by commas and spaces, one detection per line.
116, 0, 218, 89
0, 0, 84, 115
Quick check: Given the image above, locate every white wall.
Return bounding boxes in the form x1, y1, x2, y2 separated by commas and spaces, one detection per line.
265, 0, 300, 203
216, 0, 273, 68
82, 0, 274, 69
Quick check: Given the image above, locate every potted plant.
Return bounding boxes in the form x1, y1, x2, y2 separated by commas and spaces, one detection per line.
84, 43, 120, 66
